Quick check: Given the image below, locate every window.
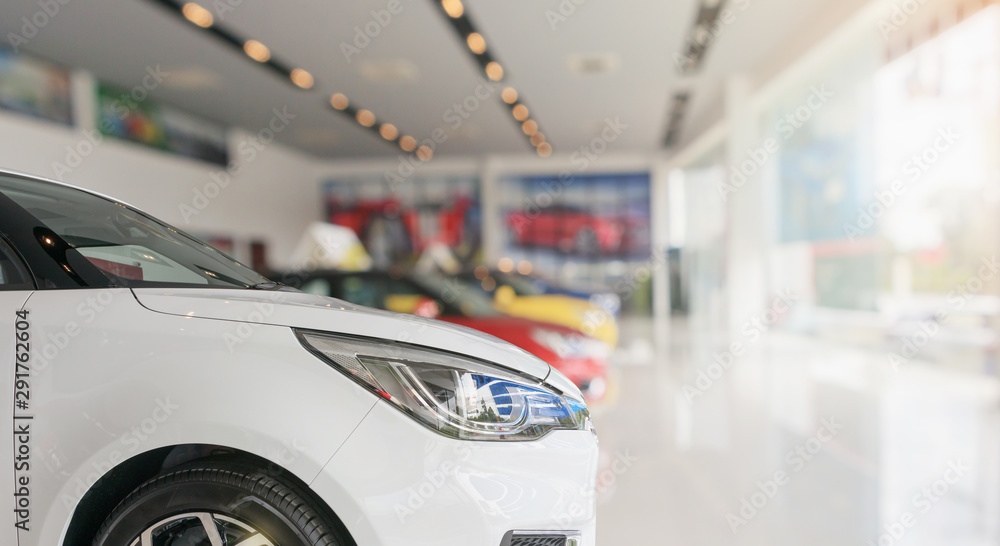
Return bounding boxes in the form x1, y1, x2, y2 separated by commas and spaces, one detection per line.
409, 273, 500, 317
0, 238, 32, 290
298, 278, 332, 297
0, 175, 269, 289
336, 276, 386, 309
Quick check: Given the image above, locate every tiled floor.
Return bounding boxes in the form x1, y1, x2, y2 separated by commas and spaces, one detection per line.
593, 318, 1000, 545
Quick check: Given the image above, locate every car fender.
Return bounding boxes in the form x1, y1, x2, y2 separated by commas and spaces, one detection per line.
16, 289, 376, 546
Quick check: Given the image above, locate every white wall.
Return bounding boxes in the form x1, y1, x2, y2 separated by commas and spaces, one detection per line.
0, 102, 322, 270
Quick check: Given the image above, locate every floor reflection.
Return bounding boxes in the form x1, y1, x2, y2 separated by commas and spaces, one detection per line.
593, 318, 1000, 545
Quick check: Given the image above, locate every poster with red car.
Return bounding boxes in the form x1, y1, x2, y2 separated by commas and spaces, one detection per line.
501, 172, 651, 264
324, 176, 481, 268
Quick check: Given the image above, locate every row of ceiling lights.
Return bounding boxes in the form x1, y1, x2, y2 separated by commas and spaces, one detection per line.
437, 0, 552, 157
178, 2, 315, 89
168, 0, 431, 160
172, 0, 551, 159
329, 92, 433, 160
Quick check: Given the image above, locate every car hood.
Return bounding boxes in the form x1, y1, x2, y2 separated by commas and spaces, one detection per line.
131, 288, 553, 381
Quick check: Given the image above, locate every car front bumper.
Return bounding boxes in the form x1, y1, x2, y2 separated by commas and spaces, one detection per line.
310, 401, 599, 546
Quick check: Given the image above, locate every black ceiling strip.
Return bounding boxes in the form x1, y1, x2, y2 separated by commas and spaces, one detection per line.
145, 0, 421, 156
329, 102, 405, 149
427, 0, 550, 154
662, 92, 690, 148
144, 0, 309, 88
676, 1, 728, 75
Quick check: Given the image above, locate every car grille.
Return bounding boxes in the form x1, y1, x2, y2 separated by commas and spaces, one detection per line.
509, 536, 567, 546
501, 530, 581, 546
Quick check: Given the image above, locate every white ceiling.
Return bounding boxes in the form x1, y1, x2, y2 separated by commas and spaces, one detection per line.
0, 0, 851, 159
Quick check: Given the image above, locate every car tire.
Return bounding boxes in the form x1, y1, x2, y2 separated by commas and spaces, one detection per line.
92, 457, 353, 546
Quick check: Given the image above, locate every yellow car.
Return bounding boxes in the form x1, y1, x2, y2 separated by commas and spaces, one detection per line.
493, 285, 618, 349
490, 284, 618, 348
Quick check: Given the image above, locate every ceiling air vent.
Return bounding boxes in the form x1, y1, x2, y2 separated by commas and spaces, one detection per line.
568, 53, 619, 75
359, 59, 419, 82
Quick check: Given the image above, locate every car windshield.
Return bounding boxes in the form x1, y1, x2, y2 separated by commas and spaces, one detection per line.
0, 175, 270, 289
412, 271, 501, 317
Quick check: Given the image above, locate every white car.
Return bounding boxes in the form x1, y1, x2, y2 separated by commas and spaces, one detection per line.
0, 170, 598, 546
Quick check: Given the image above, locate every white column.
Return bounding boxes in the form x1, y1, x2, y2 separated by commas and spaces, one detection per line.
724, 75, 769, 338
651, 158, 673, 347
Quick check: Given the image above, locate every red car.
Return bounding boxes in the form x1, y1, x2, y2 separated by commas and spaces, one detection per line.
327, 196, 477, 256
277, 269, 609, 400
506, 205, 639, 254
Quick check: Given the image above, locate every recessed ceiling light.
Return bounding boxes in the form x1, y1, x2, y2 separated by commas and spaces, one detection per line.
521, 119, 538, 136
536, 142, 552, 157
181, 3, 213, 28
485, 62, 503, 81
442, 0, 464, 18
379, 123, 398, 140
416, 145, 434, 161
356, 109, 376, 127
530, 132, 545, 146
399, 135, 417, 152
243, 40, 271, 62
466, 33, 486, 54
501, 87, 518, 104
290, 68, 313, 89
512, 104, 529, 121
330, 93, 349, 110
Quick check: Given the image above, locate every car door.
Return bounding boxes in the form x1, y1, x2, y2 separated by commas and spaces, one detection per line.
0, 237, 35, 542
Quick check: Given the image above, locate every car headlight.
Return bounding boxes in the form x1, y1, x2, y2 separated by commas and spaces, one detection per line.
296, 330, 592, 441
531, 328, 611, 360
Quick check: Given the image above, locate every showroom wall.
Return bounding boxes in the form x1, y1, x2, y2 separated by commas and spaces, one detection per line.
0, 59, 675, 281
0, 70, 323, 270
0, 50, 682, 320
314, 152, 673, 324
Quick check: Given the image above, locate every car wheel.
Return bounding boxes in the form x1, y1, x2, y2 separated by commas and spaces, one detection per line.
92, 458, 353, 546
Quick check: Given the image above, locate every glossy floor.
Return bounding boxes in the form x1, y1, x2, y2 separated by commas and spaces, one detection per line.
593, 318, 1000, 545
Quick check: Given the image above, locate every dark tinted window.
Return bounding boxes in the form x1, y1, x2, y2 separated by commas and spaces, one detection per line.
337, 275, 386, 309
0, 175, 268, 289
0, 238, 31, 290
